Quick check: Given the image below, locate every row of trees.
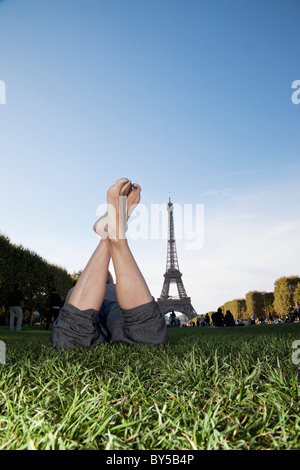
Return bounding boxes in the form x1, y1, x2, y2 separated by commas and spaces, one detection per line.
0, 234, 74, 325
219, 276, 300, 321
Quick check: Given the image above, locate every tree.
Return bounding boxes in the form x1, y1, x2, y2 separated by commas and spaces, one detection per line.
273, 276, 300, 318
0, 234, 74, 325
245, 291, 264, 319
245, 291, 274, 320
294, 282, 300, 305
263, 292, 275, 318
223, 299, 246, 320
72, 270, 82, 285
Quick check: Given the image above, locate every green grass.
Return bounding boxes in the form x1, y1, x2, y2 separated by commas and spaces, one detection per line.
0, 323, 299, 450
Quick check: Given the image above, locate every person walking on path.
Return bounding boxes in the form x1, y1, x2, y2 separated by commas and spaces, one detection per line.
8, 282, 24, 332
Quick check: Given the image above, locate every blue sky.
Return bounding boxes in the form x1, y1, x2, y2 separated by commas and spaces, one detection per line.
0, 0, 299, 313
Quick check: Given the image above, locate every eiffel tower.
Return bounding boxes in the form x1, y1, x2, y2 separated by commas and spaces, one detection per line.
157, 196, 197, 320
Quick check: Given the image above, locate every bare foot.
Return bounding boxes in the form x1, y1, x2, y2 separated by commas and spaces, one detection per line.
94, 178, 141, 239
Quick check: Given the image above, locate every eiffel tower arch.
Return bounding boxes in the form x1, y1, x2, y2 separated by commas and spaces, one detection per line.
157, 197, 197, 320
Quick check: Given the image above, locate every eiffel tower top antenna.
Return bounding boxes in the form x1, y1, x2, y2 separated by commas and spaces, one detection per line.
166, 194, 179, 272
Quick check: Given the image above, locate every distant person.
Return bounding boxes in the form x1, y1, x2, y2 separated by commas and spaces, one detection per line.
170, 311, 176, 327
224, 310, 235, 327
212, 308, 224, 327
45, 288, 63, 330
205, 313, 210, 327
268, 313, 273, 323
292, 301, 300, 321
200, 315, 205, 327
8, 282, 24, 332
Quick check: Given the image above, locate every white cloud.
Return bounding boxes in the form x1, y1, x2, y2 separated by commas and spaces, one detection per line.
199, 189, 229, 197
268, 221, 300, 236
232, 189, 270, 202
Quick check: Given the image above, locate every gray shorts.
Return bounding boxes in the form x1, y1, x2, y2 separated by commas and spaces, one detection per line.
50, 298, 168, 350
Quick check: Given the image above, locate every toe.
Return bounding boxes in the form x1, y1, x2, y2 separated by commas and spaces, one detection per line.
129, 183, 141, 200
120, 180, 133, 197
108, 178, 132, 197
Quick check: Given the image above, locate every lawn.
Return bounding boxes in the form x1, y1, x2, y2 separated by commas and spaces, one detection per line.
0, 323, 299, 450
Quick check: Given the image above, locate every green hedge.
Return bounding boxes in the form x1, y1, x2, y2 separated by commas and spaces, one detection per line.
245, 291, 274, 320
273, 276, 300, 317
223, 299, 246, 320
221, 276, 299, 321
0, 234, 74, 325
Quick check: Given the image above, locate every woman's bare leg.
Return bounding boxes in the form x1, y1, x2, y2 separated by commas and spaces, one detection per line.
68, 240, 110, 311
68, 178, 142, 312
109, 240, 152, 310
100, 178, 152, 310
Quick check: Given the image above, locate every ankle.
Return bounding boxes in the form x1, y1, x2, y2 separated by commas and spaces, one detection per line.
104, 237, 128, 251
